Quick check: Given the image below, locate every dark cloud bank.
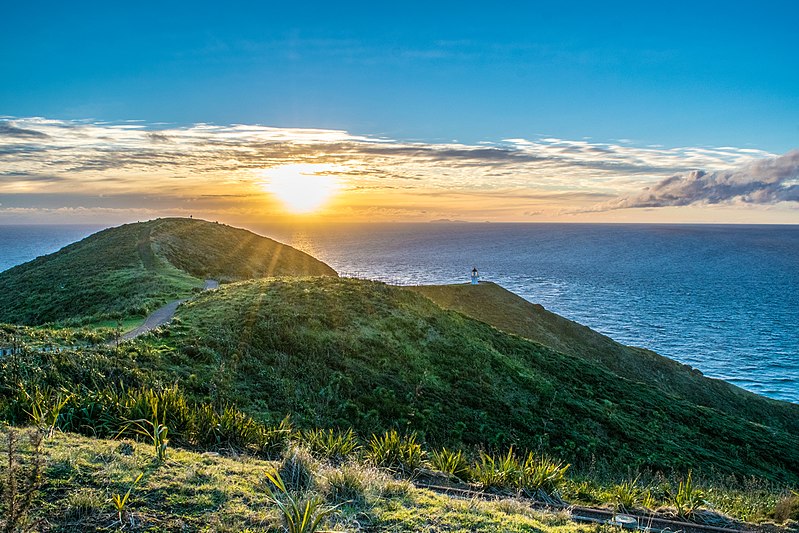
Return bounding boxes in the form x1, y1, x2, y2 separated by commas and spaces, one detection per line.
602, 149, 799, 210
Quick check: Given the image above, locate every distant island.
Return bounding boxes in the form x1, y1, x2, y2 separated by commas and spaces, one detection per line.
1, 218, 797, 531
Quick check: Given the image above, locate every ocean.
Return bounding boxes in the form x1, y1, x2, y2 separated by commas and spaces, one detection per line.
2, 222, 798, 403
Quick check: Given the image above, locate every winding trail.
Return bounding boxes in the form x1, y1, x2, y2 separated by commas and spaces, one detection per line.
121, 279, 218, 340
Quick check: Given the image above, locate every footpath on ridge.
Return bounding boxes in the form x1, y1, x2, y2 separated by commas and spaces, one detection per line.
121, 279, 219, 340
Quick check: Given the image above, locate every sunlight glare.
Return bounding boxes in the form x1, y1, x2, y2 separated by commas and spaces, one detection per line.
260, 163, 343, 213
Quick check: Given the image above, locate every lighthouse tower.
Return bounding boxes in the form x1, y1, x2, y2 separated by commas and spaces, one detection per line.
471, 267, 479, 285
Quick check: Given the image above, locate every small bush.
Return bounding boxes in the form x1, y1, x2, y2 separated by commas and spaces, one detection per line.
366, 430, 426, 474
0, 427, 45, 533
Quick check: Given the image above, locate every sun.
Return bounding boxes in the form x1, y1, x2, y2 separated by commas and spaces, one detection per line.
260, 163, 343, 214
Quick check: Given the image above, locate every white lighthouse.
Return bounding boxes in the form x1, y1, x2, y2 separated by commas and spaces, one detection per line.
471, 267, 479, 285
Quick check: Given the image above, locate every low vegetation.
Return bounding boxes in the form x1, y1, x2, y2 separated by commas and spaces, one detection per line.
1, 220, 797, 530
0, 218, 336, 325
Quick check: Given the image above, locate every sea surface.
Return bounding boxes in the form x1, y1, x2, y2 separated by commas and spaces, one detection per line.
2, 222, 798, 403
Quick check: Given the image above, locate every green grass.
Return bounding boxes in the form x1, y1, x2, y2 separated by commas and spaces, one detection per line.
155, 277, 799, 483
408, 282, 799, 437
5, 277, 798, 483
6, 430, 620, 532
0, 218, 336, 325
2, 222, 798, 529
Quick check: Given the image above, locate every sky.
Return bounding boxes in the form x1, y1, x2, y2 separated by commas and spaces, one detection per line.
1, 1, 797, 224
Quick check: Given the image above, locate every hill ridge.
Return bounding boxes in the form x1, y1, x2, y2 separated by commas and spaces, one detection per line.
0, 217, 336, 325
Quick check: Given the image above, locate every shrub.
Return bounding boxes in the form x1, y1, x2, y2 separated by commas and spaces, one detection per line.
366, 430, 426, 474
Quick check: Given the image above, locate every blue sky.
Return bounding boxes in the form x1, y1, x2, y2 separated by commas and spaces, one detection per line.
2, 1, 797, 151
1, 1, 798, 224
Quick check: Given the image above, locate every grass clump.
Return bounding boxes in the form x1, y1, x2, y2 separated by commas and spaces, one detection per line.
519, 453, 570, 497
279, 447, 317, 492
472, 449, 569, 497
367, 430, 426, 474
301, 428, 359, 463
670, 471, 706, 518
430, 448, 471, 481
773, 492, 799, 523
323, 465, 368, 507
265, 469, 339, 533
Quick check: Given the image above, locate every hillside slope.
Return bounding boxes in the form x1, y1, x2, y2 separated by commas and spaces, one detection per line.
156, 277, 799, 481
0, 218, 336, 325
409, 282, 799, 434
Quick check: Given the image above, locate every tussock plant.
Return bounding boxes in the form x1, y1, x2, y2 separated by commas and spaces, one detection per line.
19, 386, 71, 438
670, 471, 706, 518
301, 428, 359, 463
323, 466, 368, 507
64, 489, 105, 522
257, 416, 294, 459
773, 491, 799, 523
430, 448, 471, 482
279, 447, 317, 492
265, 469, 339, 533
519, 452, 570, 497
120, 401, 169, 464
472, 449, 520, 491
472, 449, 569, 497
608, 477, 644, 512
366, 430, 426, 474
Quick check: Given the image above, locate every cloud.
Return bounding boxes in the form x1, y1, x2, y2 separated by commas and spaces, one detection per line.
1, 116, 794, 222
599, 150, 799, 210
0, 121, 50, 139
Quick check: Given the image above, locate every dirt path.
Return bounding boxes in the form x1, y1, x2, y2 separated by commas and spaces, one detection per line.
121, 279, 218, 340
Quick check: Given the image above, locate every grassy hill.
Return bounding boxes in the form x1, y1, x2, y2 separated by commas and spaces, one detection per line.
408, 282, 799, 435
0, 218, 336, 325
128, 277, 798, 482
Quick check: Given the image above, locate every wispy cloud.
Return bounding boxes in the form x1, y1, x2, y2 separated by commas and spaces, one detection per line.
0, 117, 794, 223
